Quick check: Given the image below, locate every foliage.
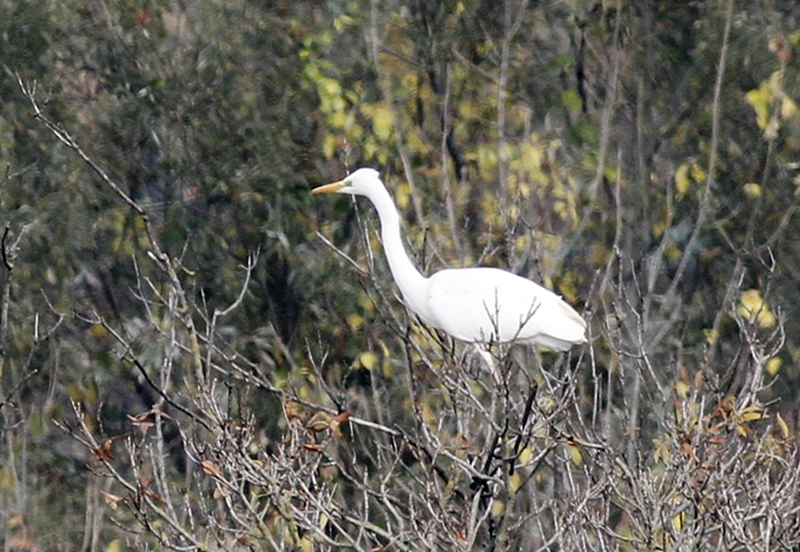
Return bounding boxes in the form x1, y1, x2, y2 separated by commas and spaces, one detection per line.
2, 0, 800, 550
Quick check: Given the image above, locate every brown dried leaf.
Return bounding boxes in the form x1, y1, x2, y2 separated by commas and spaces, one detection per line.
94, 439, 115, 462
133, 9, 152, 27
680, 438, 694, 460
306, 412, 333, 433
333, 412, 353, 424
128, 408, 171, 424
285, 401, 304, 423
130, 420, 155, 435
330, 412, 354, 436
713, 395, 735, 421
213, 482, 231, 499
201, 459, 221, 478
101, 490, 123, 510
144, 489, 166, 504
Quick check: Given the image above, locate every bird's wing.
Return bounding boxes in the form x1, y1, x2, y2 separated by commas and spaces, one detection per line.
426, 267, 585, 348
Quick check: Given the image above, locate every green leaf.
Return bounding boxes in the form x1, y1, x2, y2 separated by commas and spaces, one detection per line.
561, 89, 583, 113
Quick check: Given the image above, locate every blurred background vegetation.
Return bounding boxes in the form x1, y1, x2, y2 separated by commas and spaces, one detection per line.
2, 0, 800, 549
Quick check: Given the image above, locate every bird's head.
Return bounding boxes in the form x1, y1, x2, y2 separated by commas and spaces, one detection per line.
311, 168, 382, 197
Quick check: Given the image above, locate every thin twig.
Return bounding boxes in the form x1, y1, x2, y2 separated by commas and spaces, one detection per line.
664, 0, 734, 300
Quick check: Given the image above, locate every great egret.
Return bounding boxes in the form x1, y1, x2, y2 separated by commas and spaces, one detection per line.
312, 168, 587, 351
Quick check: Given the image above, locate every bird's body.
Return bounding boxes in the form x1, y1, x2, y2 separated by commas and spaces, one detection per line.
420, 267, 586, 350
312, 168, 587, 351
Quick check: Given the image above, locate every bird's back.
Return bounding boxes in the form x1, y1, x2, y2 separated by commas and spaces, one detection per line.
424, 267, 586, 350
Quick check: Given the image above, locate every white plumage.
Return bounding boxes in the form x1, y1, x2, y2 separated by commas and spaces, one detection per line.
313, 168, 586, 351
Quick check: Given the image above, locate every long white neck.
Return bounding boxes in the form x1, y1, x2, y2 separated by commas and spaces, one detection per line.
364, 185, 430, 313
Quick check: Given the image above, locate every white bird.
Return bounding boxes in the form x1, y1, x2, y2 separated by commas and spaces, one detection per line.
312, 168, 587, 351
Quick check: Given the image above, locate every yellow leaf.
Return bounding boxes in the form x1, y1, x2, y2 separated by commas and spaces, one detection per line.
675, 162, 706, 197
492, 500, 505, 517
514, 235, 531, 253
328, 110, 347, 129
509, 473, 522, 493
652, 217, 667, 238
407, 129, 430, 156
346, 313, 364, 331
458, 98, 477, 120
674, 163, 691, 196
740, 404, 764, 422
106, 540, 122, 552
673, 512, 685, 531
570, 445, 583, 466
781, 96, 799, 119
557, 272, 580, 304
652, 436, 671, 464
675, 380, 690, 399
538, 395, 555, 414
394, 182, 410, 210
377, 340, 394, 377
333, 14, 354, 31
664, 243, 681, 260
523, 151, 549, 188
736, 423, 751, 437
768, 70, 784, 95
322, 134, 337, 159
602, 165, 618, 182
765, 117, 780, 140
89, 323, 108, 339
776, 412, 790, 439
746, 86, 771, 131
766, 356, 782, 376
689, 164, 706, 183
476, 144, 498, 173
420, 402, 435, 424
357, 351, 377, 371
736, 289, 776, 329
519, 447, 533, 464
371, 104, 394, 142
320, 78, 341, 99
743, 183, 762, 198
357, 290, 375, 313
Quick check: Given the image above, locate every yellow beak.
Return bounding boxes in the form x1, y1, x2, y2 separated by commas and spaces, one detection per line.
311, 180, 346, 195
